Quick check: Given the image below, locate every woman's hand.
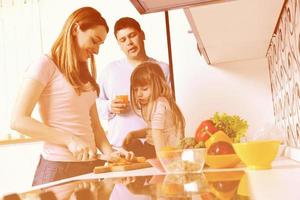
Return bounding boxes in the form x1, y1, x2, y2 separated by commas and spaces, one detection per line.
99, 148, 134, 162
67, 136, 96, 161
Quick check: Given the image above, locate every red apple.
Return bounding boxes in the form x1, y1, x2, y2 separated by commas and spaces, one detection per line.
207, 141, 235, 155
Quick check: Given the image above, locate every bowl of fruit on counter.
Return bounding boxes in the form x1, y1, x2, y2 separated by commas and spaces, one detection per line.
204, 131, 241, 168
195, 112, 248, 168
158, 144, 206, 174
149, 137, 207, 173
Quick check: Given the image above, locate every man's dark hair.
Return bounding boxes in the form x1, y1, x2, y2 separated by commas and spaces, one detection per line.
114, 17, 142, 37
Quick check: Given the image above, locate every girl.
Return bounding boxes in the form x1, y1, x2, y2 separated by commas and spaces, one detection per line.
11, 7, 133, 185
123, 62, 185, 158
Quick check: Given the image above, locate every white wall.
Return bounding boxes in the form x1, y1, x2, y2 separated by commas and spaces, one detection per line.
169, 10, 275, 138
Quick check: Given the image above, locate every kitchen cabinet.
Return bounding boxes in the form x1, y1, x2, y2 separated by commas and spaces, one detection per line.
184, 0, 285, 64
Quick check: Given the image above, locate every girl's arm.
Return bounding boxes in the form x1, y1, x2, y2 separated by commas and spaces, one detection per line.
129, 128, 148, 138
122, 128, 147, 146
150, 129, 165, 155
11, 78, 92, 161
90, 103, 134, 160
149, 98, 170, 155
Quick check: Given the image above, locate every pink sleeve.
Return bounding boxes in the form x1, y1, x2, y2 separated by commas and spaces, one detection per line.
150, 100, 167, 130
24, 55, 55, 86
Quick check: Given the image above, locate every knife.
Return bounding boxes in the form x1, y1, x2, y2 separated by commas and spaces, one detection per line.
96, 154, 146, 163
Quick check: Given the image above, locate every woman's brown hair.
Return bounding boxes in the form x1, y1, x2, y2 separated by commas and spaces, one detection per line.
51, 7, 108, 96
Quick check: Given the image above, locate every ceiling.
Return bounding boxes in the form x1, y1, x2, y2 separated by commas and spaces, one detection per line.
129, 0, 229, 14
185, 0, 285, 64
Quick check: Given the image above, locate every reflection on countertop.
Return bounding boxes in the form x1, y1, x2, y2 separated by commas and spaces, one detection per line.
3, 171, 250, 200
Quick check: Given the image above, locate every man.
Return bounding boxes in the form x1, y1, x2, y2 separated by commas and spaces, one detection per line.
97, 17, 170, 149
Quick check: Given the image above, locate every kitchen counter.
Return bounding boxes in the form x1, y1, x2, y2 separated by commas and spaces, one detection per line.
246, 157, 300, 200
2, 157, 300, 200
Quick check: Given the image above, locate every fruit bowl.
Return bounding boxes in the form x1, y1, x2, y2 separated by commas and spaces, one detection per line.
232, 140, 280, 170
158, 148, 206, 173
205, 154, 240, 168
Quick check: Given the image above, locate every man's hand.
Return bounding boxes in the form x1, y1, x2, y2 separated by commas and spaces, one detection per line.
110, 98, 129, 114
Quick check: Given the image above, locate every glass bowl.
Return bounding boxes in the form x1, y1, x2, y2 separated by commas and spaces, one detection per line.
158, 148, 206, 173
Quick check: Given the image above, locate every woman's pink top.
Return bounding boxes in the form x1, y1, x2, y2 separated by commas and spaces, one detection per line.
25, 55, 97, 161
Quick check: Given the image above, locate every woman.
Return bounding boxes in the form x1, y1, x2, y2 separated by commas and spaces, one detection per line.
10, 7, 133, 186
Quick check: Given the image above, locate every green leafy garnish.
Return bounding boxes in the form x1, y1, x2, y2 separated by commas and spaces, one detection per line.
212, 112, 248, 143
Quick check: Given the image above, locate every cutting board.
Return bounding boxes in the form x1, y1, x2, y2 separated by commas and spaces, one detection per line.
94, 162, 151, 174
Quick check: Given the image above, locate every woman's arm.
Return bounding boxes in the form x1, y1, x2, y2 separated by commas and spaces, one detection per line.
11, 78, 93, 161
10, 78, 73, 145
90, 103, 134, 160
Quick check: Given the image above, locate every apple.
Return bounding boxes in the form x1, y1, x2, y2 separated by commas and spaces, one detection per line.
195, 120, 218, 142
207, 141, 235, 155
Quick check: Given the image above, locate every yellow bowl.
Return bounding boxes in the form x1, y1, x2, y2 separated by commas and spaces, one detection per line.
205, 154, 240, 168
232, 140, 280, 170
